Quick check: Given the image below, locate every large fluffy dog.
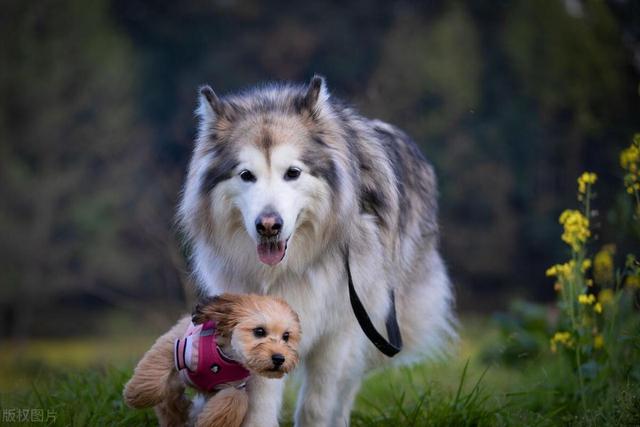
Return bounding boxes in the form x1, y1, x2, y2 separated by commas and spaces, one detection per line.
178, 76, 455, 426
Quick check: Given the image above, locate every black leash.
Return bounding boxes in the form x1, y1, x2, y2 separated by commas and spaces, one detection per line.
345, 249, 403, 357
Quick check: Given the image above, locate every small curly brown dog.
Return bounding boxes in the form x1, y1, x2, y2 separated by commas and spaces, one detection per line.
123, 293, 301, 427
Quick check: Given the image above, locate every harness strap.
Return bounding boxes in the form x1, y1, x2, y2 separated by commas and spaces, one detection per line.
345, 249, 403, 357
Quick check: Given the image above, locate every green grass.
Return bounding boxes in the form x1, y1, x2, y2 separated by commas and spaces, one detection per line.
1, 316, 638, 426
0, 369, 156, 426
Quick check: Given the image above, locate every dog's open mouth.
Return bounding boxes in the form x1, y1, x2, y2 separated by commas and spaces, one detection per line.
257, 238, 287, 266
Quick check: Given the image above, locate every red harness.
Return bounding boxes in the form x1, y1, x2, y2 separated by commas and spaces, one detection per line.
174, 320, 250, 392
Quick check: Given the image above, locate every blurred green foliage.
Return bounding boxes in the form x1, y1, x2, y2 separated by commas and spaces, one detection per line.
0, 0, 639, 337
481, 300, 551, 366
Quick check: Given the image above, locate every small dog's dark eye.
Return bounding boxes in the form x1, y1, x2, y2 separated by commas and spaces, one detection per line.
253, 327, 266, 338
282, 332, 290, 342
284, 167, 301, 181
240, 170, 256, 182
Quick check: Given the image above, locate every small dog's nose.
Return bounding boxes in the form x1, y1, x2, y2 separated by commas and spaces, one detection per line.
255, 211, 283, 237
271, 353, 285, 367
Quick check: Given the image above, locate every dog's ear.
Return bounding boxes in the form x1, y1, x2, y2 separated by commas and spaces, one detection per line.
195, 85, 239, 142
297, 75, 329, 114
198, 85, 225, 120
192, 293, 246, 336
191, 295, 218, 325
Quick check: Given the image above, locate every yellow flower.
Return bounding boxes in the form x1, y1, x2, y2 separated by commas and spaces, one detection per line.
546, 260, 576, 292
550, 331, 573, 353
559, 210, 590, 251
594, 245, 615, 286
621, 135, 640, 194
577, 172, 597, 194
594, 334, 604, 349
598, 289, 614, 305
594, 302, 602, 314
578, 294, 595, 305
581, 259, 592, 272
553, 331, 572, 342
546, 261, 574, 282
625, 275, 640, 289
620, 143, 639, 170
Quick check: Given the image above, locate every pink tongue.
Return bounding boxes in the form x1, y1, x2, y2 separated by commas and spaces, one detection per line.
257, 241, 286, 266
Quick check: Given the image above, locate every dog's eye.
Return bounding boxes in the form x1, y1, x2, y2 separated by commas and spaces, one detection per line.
240, 170, 257, 182
284, 167, 301, 181
253, 327, 266, 338
282, 332, 290, 342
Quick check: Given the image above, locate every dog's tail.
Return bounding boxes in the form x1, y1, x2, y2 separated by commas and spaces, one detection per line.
195, 387, 249, 427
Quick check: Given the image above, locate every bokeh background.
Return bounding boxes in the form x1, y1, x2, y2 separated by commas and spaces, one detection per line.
1, 0, 639, 347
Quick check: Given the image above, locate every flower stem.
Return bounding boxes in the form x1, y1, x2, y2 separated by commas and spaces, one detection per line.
584, 185, 591, 220
575, 346, 588, 413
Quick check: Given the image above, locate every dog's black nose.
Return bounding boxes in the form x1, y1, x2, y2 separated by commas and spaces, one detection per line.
255, 211, 283, 237
271, 353, 285, 367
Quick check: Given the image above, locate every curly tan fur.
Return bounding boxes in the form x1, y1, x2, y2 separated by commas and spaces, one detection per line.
195, 387, 249, 427
153, 373, 191, 427
123, 316, 191, 410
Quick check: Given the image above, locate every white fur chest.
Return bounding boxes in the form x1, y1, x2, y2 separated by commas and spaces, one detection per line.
195, 242, 352, 357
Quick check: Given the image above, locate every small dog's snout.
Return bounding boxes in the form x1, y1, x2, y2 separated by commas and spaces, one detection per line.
255, 211, 283, 237
271, 353, 285, 367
